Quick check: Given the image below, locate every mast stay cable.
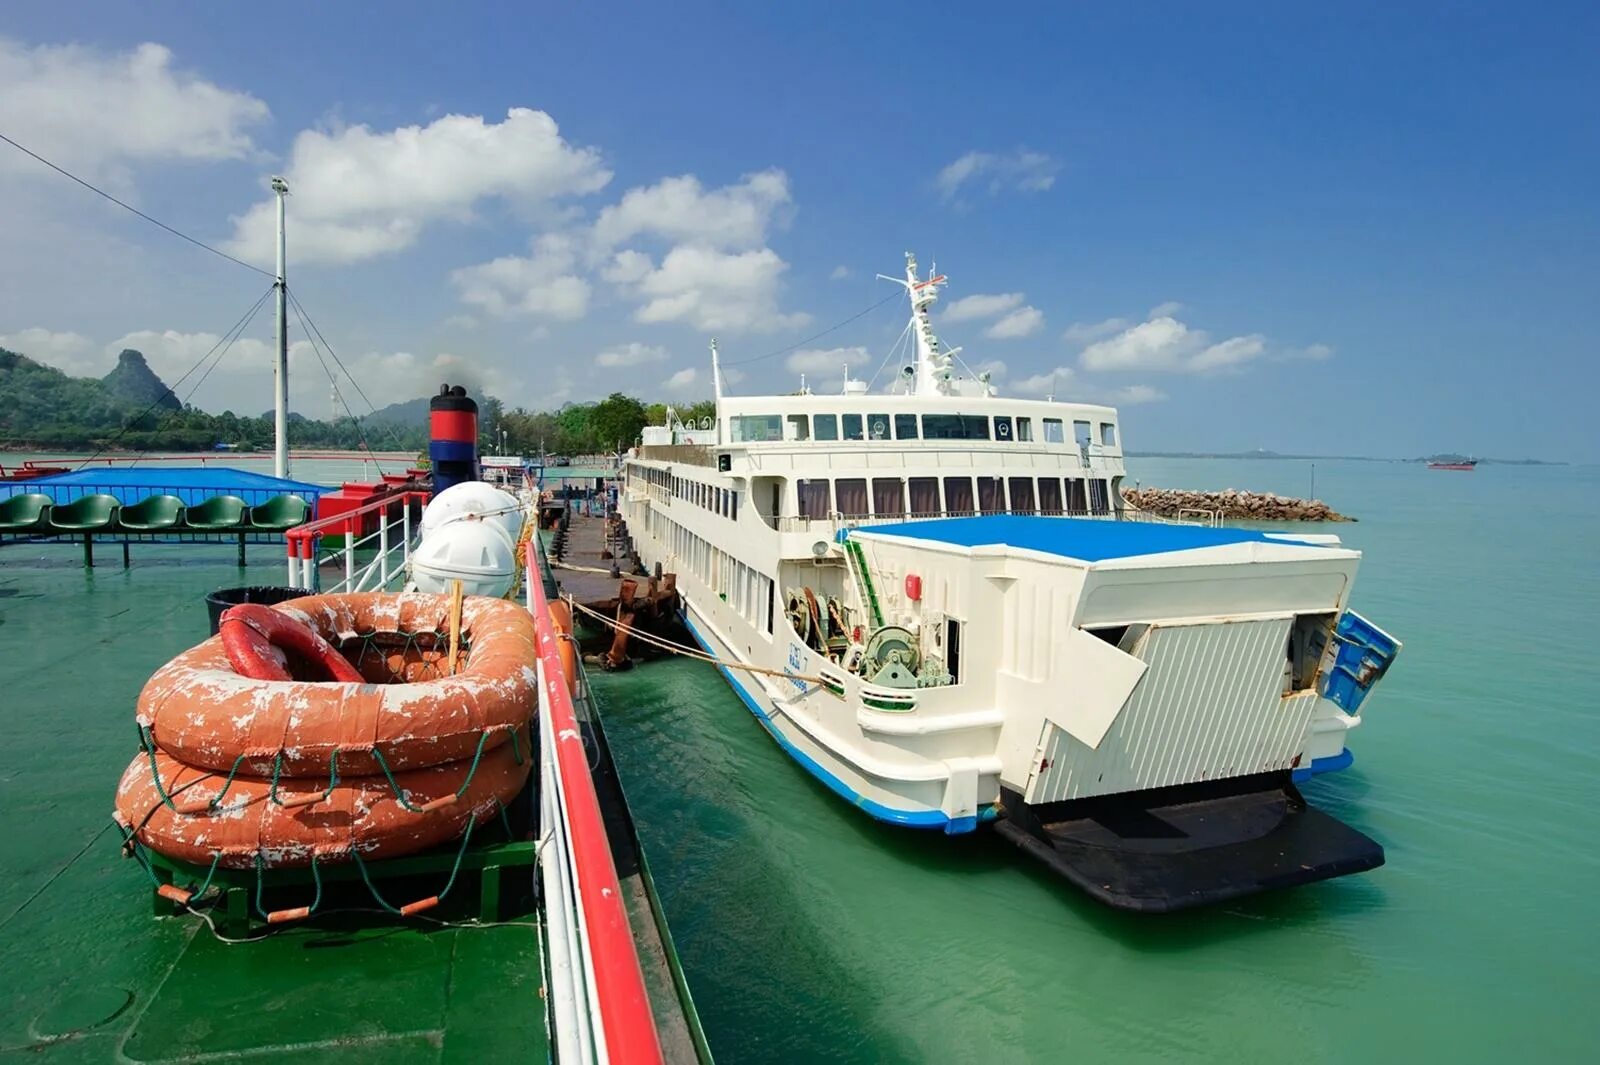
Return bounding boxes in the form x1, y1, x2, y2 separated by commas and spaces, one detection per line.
73, 285, 276, 470
285, 288, 412, 458
0, 130, 274, 278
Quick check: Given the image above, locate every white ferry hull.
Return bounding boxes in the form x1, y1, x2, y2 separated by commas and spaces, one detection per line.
673, 588, 996, 833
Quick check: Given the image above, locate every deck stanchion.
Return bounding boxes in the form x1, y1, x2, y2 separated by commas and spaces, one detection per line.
82, 532, 94, 568
379, 508, 390, 585
123, 540, 131, 568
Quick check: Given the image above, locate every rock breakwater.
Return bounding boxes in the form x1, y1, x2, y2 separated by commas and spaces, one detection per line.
1123, 486, 1354, 522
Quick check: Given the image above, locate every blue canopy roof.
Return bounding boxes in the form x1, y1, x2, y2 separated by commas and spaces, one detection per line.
851, 515, 1294, 562
2, 466, 326, 507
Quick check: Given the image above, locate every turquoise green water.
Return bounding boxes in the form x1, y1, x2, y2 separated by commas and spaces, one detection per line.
591, 457, 1600, 1063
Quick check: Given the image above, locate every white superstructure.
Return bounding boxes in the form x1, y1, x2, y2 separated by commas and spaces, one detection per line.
619, 256, 1399, 902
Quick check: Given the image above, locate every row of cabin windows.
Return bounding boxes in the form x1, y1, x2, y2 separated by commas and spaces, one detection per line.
795, 475, 1113, 520
669, 474, 738, 521
730, 413, 1117, 448
664, 512, 774, 634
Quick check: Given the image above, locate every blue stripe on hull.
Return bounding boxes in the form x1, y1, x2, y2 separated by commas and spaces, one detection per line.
1291, 749, 1355, 783
678, 610, 994, 834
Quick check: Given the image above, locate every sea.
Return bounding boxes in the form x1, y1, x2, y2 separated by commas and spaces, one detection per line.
4, 452, 1595, 1062
591, 456, 1600, 1063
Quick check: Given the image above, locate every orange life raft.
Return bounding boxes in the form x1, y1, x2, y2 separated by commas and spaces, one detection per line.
137, 592, 537, 777
115, 727, 529, 869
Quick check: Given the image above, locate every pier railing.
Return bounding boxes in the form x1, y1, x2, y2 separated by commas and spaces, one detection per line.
283, 491, 427, 592
525, 553, 666, 1064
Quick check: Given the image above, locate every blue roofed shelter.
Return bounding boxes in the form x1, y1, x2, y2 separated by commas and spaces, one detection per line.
0, 466, 326, 508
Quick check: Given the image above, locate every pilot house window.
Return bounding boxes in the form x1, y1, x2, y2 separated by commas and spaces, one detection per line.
836, 478, 870, 518
814, 414, 839, 441
894, 414, 920, 440
797, 479, 831, 518
943, 477, 975, 516
873, 478, 905, 517
842, 414, 864, 441
923, 415, 990, 440
977, 477, 1006, 515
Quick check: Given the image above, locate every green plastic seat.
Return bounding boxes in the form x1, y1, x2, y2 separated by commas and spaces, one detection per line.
48, 494, 121, 532
183, 498, 248, 530
117, 494, 186, 532
0, 493, 53, 533
185, 495, 249, 530
248, 494, 311, 531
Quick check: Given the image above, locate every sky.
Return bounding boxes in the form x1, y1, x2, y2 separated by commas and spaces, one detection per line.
1, 2, 1595, 461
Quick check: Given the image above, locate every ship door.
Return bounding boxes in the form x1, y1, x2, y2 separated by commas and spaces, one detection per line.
1320, 611, 1401, 713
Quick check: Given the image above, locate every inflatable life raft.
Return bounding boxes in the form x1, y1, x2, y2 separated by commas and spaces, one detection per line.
114, 592, 535, 871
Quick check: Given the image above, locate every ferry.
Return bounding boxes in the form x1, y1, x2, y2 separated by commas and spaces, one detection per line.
1428, 458, 1478, 470
619, 254, 1402, 912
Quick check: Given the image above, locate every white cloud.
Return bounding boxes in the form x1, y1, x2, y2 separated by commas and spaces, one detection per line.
0, 39, 268, 183
226, 108, 611, 264
1061, 317, 1130, 345
595, 342, 668, 368
450, 233, 590, 320
441, 314, 478, 331
1079, 316, 1198, 372
590, 170, 790, 253
985, 306, 1044, 339
1009, 366, 1164, 405
661, 367, 699, 394
943, 292, 1024, 322
1012, 366, 1076, 396
1188, 334, 1266, 371
971, 359, 1008, 380
1074, 308, 1323, 375
626, 246, 809, 333
936, 149, 1059, 201
1148, 300, 1184, 319
785, 346, 870, 375
0, 327, 97, 374
829, 265, 851, 281
600, 249, 653, 284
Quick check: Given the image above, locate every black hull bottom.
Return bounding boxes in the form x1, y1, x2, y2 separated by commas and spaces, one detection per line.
994, 773, 1383, 913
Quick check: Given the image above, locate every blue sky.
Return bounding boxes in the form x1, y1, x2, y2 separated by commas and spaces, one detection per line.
1, 2, 1595, 460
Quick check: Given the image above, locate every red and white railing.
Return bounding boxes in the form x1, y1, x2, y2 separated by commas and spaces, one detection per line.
283, 491, 429, 591
526, 555, 665, 1064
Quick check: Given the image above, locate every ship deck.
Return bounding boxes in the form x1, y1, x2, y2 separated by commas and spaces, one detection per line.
0, 543, 548, 1061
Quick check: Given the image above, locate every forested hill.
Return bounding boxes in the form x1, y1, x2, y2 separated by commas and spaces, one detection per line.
0, 346, 427, 452
0, 345, 714, 455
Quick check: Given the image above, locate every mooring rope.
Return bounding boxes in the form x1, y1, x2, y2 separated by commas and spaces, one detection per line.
562, 595, 832, 688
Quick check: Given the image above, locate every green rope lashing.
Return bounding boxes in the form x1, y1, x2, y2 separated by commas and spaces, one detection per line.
351, 816, 476, 915
112, 819, 222, 906
268, 749, 341, 808
254, 852, 323, 921
369, 724, 515, 812
191, 753, 250, 812
137, 724, 179, 811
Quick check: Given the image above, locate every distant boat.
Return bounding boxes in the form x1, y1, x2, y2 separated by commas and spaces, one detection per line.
1428, 458, 1478, 471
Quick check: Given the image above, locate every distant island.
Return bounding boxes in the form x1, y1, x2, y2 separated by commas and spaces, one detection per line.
1127, 448, 1564, 466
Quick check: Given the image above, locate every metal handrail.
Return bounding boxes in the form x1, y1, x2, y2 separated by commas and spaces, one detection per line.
283, 490, 428, 591
525, 554, 665, 1064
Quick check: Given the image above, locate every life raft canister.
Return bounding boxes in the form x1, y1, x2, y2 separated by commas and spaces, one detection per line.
114, 724, 530, 869
137, 592, 538, 778
220, 603, 364, 682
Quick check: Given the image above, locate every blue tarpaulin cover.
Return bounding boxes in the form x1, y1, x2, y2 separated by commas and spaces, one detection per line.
852, 515, 1298, 562
0, 466, 326, 507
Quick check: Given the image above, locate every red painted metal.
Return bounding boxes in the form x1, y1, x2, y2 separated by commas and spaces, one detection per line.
429, 409, 477, 442
905, 572, 922, 602
285, 490, 430, 560
525, 555, 666, 1064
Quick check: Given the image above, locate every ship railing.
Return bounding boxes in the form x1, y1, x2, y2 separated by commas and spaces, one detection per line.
525, 554, 666, 1065
283, 491, 427, 592
775, 507, 1123, 533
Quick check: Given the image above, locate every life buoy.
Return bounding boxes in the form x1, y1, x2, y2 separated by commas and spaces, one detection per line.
547, 598, 580, 698
138, 592, 537, 778
114, 726, 529, 869
220, 603, 364, 683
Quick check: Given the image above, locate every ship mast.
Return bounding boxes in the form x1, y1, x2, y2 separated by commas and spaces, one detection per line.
880, 252, 959, 396
271, 176, 290, 479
